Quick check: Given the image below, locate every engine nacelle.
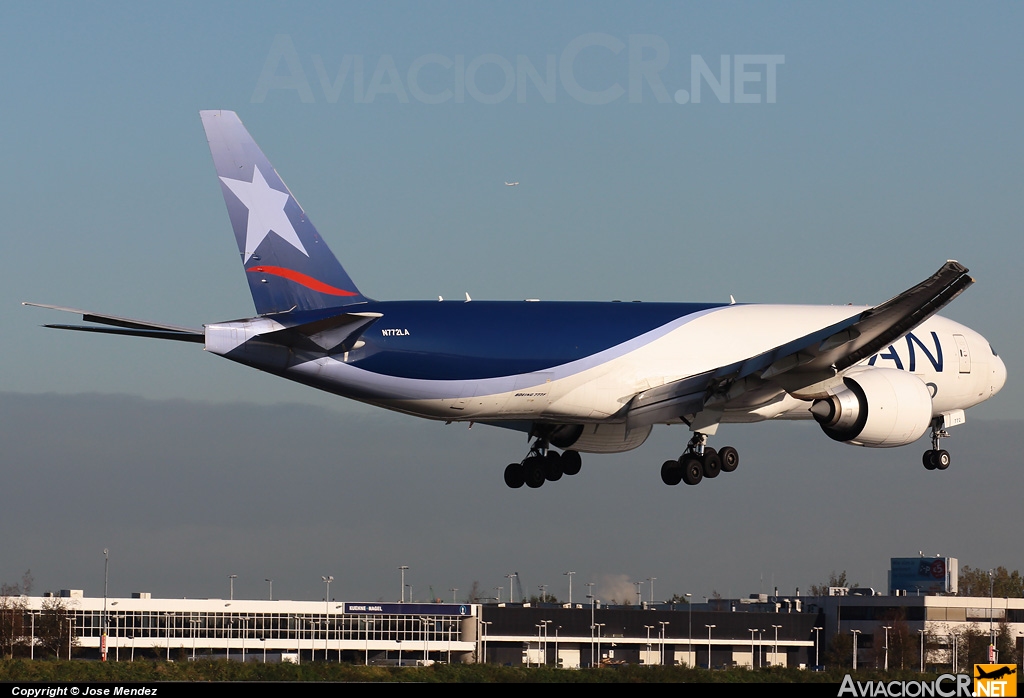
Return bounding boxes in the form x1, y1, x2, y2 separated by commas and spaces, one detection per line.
810, 368, 933, 447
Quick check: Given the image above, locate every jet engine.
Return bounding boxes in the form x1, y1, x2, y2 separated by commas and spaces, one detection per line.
810, 368, 933, 447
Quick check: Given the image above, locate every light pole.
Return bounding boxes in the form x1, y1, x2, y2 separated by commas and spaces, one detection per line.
659, 621, 669, 666
595, 623, 605, 666
883, 625, 892, 671
398, 566, 408, 603
265, 578, 273, 601
102, 548, 109, 662
322, 576, 333, 662
748, 628, 757, 669
772, 624, 782, 667
918, 629, 925, 672
645, 625, 654, 666
450, 588, 458, 604
564, 571, 575, 605
686, 593, 693, 666
648, 577, 656, 604
586, 583, 595, 666
634, 581, 642, 606
706, 624, 716, 670
851, 629, 861, 670
228, 574, 237, 601
506, 573, 516, 603
813, 626, 823, 669
481, 620, 492, 664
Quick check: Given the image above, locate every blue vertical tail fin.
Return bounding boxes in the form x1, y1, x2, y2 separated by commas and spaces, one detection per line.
200, 110, 369, 314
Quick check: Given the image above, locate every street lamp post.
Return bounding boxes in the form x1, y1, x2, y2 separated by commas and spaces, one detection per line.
813, 626, 823, 669
706, 624, 716, 670
686, 593, 693, 666
659, 621, 669, 666
851, 629, 861, 670
645, 625, 654, 666
265, 578, 273, 601
772, 624, 782, 667
748, 628, 757, 669
322, 576, 333, 662
564, 571, 575, 605
102, 548, 109, 662
883, 625, 892, 671
398, 566, 408, 603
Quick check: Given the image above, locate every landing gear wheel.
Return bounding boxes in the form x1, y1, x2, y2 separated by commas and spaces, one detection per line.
719, 446, 739, 473
701, 448, 721, 479
923, 450, 937, 470
561, 450, 582, 476
934, 449, 950, 470
681, 455, 703, 486
543, 451, 563, 481
504, 462, 525, 488
661, 459, 682, 486
523, 456, 546, 488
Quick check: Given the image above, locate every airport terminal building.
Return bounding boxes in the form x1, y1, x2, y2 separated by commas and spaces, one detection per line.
7, 584, 1022, 669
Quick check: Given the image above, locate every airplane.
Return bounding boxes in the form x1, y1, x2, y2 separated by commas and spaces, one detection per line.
25, 110, 1007, 490
504, 181, 519, 186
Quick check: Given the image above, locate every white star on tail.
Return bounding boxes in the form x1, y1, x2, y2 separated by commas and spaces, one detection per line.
220, 165, 308, 262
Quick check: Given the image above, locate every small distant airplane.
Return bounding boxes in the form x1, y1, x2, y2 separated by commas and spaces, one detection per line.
25, 111, 1006, 491
504, 181, 519, 186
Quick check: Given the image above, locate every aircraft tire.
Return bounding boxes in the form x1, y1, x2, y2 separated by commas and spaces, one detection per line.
719, 446, 739, 473
922, 451, 937, 470
934, 449, 951, 470
702, 449, 721, 479
544, 452, 563, 481
561, 450, 582, 476
504, 462, 525, 488
524, 457, 546, 488
681, 455, 703, 486
661, 460, 682, 486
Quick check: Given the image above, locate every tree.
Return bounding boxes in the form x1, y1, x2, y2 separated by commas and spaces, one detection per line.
0, 582, 28, 659
878, 608, 915, 670
37, 596, 77, 659
666, 593, 690, 604
809, 570, 857, 596
824, 632, 854, 668
958, 566, 1024, 598
465, 581, 483, 604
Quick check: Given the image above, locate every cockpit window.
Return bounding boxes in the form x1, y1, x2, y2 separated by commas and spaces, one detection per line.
990, 343, 998, 357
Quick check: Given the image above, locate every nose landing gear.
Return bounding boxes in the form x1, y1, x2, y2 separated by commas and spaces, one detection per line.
922, 420, 952, 471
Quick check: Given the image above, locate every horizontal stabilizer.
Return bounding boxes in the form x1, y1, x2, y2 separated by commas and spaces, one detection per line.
259, 311, 383, 353
23, 303, 204, 343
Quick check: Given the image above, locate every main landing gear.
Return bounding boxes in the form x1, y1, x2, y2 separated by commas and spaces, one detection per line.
922, 421, 951, 471
661, 433, 739, 487
504, 440, 582, 489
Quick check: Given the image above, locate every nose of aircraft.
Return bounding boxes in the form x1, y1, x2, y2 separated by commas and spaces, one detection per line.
991, 353, 1007, 396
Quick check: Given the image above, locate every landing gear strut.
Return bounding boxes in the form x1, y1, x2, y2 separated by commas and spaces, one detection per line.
660, 433, 740, 487
922, 420, 951, 471
504, 438, 582, 489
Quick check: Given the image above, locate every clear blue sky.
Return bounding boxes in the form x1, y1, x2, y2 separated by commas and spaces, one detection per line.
1, 2, 1021, 601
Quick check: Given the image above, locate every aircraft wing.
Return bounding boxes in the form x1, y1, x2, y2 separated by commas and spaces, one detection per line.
22, 303, 205, 343
626, 261, 974, 429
